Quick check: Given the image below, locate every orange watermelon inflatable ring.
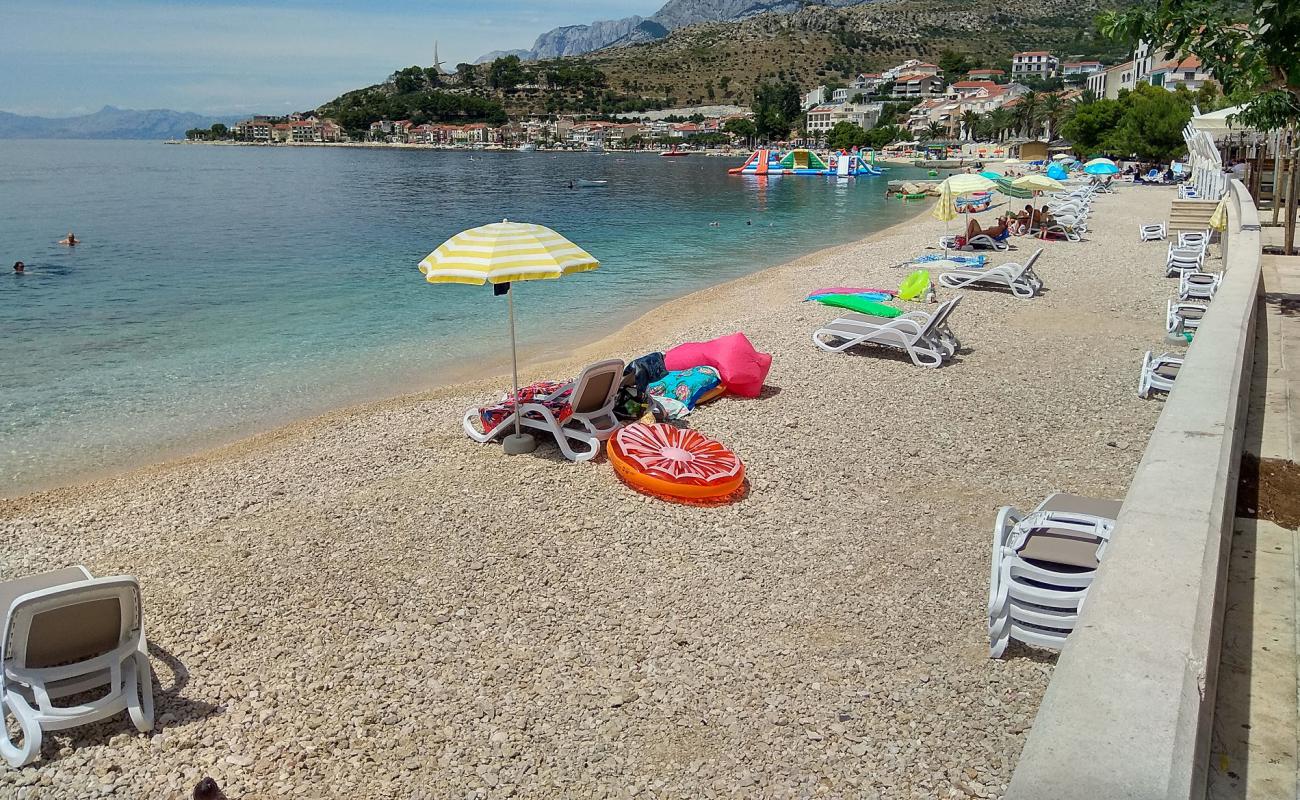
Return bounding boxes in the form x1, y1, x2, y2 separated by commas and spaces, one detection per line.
608, 423, 745, 502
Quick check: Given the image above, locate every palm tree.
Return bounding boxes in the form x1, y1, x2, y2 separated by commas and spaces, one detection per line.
960, 110, 981, 141
924, 121, 946, 141
1016, 91, 1041, 139
987, 108, 1015, 142
1040, 94, 1063, 141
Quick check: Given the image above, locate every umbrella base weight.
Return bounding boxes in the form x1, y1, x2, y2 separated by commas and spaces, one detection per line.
502, 433, 538, 455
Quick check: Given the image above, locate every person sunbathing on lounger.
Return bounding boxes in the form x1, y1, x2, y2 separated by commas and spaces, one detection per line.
965, 215, 1009, 242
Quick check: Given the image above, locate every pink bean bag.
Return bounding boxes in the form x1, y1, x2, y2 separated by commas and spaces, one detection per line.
664, 332, 772, 398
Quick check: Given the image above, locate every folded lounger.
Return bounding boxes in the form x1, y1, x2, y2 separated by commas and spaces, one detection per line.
1165, 244, 1205, 276
1139, 223, 1167, 242
937, 249, 1044, 299
1178, 270, 1221, 301
1139, 351, 1184, 398
988, 493, 1123, 658
1, 566, 154, 767
812, 296, 961, 368
462, 358, 624, 462
1178, 230, 1209, 251
1167, 299, 1208, 334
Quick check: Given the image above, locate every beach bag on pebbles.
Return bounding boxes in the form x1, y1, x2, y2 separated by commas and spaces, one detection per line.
664, 332, 772, 398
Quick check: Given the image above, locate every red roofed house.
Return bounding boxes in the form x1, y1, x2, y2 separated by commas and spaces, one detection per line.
1061, 60, 1104, 76
891, 73, 946, 99
1011, 51, 1059, 80
967, 69, 1005, 81
1147, 55, 1214, 92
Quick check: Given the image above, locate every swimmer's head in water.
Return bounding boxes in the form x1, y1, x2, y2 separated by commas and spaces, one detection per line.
13, 261, 24, 272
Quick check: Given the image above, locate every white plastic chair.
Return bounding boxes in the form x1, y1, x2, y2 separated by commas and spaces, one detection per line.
1, 567, 153, 767
462, 359, 624, 462
812, 296, 961, 368
1167, 299, 1207, 334
1178, 270, 1221, 301
1165, 244, 1205, 276
938, 249, 1044, 299
1139, 223, 1167, 242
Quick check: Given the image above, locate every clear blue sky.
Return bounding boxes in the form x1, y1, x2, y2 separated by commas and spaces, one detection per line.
2, 0, 651, 117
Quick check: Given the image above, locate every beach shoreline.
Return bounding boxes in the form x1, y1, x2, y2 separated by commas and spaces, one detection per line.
0, 185, 1177, 798
1, 200, 933, 505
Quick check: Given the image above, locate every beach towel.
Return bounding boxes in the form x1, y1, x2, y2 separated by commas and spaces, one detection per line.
914, 254, 986, 268
479, 380, 573, 434
664, 332, 772, 399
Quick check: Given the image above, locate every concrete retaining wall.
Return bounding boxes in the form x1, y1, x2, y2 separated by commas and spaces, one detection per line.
1006, 181, 1263, 799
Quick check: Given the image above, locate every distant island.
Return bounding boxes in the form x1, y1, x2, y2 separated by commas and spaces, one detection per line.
0, 106, 241, 140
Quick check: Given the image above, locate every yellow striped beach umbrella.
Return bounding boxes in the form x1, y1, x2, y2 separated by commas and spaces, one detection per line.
1011, 174, 1064, 193
419, 220, 600, 454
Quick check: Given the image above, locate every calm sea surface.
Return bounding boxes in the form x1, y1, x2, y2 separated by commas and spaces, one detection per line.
0, 140, 928, 492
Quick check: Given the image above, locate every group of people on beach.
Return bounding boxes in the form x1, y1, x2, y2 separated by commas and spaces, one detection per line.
12, 232, 78, 274
963, 204, 1060, 241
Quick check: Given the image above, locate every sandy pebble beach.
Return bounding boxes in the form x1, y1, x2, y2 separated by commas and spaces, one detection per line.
2, 185, 1185, 799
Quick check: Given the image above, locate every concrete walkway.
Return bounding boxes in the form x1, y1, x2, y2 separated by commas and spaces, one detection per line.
1210, 253, 1300, 799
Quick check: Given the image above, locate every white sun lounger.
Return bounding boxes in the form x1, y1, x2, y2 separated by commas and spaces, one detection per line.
462, 358, 624, 462
1178, 270, 1221, 301
1167, 299, 1208, 334
1139, 351, 1184, 398
988, 493, 1123, 658
1165, 245, 1205, 276
938, 249, 1044, 299
812, 296, 961, 368
1139, 223, 1167, 242
1178, 230, 1209, 251
1, 566, 154, 767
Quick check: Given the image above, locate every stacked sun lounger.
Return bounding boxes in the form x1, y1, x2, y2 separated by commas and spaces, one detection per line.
937, 249, 1045, 299
988, 492, 1123, 657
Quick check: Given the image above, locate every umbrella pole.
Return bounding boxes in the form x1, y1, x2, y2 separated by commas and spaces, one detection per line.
503, 282, 537, 455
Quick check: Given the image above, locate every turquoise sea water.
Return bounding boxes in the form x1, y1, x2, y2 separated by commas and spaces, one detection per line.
0, 140, 928, 492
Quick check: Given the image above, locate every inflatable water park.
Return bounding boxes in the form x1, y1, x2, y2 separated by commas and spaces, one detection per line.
728, 148, 884, 177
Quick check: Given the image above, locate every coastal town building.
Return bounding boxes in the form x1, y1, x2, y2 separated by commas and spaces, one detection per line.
1086, 60, 1138, 100
234, 119, 273, 142
1061, 60, 1104, 76
890, 73, 946, 99
851, 73, 885, 94
802, 85, 828, 111
1011, 51, 1059, 79
1147, 55, 1214, 92
966, 69, 1005, 81
805, 102, 883, 136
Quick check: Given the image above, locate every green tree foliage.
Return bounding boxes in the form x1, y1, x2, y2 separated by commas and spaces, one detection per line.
324, 85, 507, 133
862, 125, 902, 149
210, 123, 228, 138
751, 83, 801, 142
1105, 84, 1194, 159
1060, 97, 1124, 154
938, 50, 972, 77
827, 121, 869, 150
1100, 0, 1299, 132
723, 117, 757, 142
489, 55, 527, 90
539, 60, 607, 90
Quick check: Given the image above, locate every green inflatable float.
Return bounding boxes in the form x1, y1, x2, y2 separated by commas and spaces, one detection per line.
812, 294, 902, 317
898, 269, 930, 301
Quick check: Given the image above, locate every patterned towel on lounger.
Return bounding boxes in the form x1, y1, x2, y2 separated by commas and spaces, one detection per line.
479, 380, 573, 434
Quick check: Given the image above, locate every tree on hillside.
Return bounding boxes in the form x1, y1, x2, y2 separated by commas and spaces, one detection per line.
723, 117, 757, 145
827, 121, 869, 150
210, 123, 228, 139
489, 55, 527, 90
938, 50, 972, 78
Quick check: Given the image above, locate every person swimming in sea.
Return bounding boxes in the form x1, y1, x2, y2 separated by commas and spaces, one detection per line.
13, 261, 24, 273
59, 232, 78, 246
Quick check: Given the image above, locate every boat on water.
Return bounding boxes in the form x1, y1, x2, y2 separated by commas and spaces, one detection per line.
577, 179, 608, 187
517, 143, 537, 152
587, 144, 605, 153
661, 147, 690, 157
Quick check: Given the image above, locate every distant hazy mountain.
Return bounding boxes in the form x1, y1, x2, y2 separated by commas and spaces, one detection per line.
0, 106, 242, 140
477, 0, 867, 62
474, 49, 533, 65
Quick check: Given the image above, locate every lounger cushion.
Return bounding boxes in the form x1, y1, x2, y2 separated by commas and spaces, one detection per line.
1037, 493, 1122, 520
0, 567, 93, 615
0, 566, 123, 669
664, 332, 771, 398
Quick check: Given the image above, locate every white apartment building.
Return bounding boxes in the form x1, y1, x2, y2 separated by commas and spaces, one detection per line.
1011, 51, 1059, 80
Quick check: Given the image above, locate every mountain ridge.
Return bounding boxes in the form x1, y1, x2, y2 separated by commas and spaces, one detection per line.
0, 106, 242, 140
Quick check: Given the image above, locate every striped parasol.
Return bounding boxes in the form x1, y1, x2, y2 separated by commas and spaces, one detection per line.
418, 220, 600, 454
419, 220, 599, 285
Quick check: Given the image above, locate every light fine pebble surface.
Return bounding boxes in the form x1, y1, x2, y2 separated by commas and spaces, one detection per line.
1, 186, 1191, 799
